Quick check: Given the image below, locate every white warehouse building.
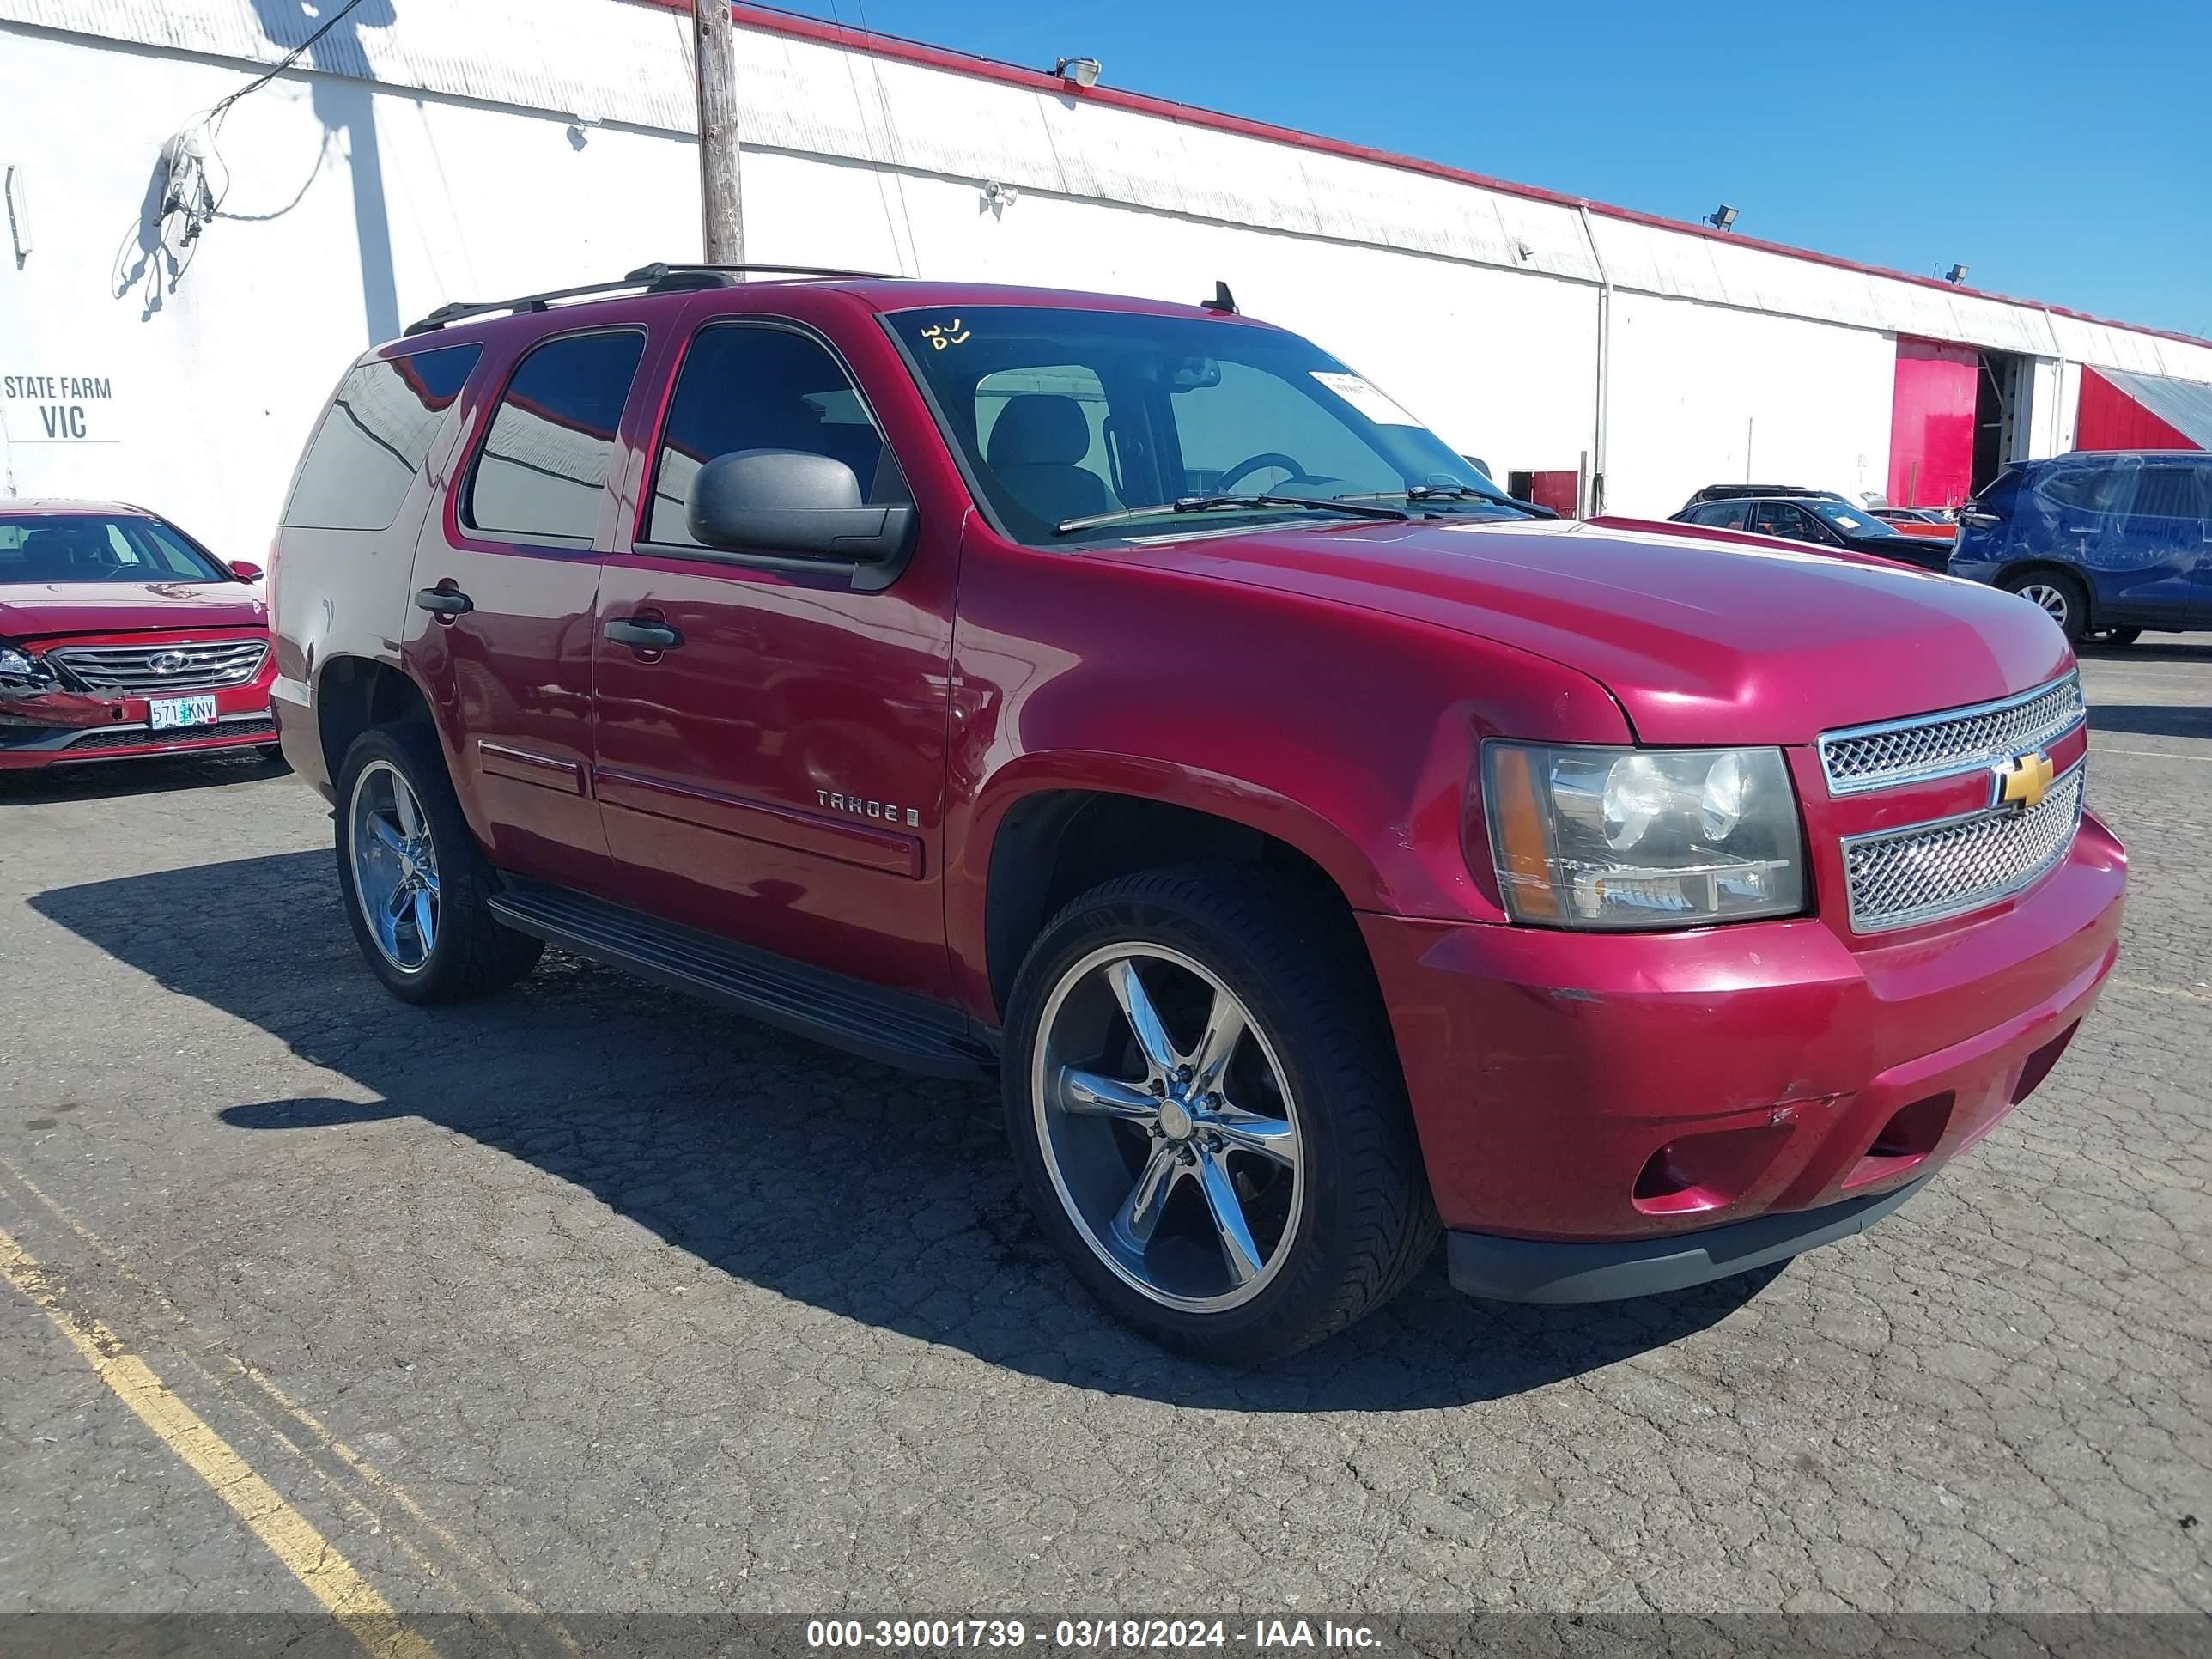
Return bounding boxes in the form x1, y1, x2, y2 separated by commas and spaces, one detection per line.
4, 0, 2211, 560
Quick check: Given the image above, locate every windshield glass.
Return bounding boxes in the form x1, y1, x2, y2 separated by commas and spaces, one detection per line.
885, 306, 1509, 544
0, 514, 227, 585
1805, 500, 1902, 538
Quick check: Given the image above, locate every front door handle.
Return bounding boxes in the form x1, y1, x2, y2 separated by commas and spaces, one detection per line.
415, 586, 473, 616
604, 617, 684, 651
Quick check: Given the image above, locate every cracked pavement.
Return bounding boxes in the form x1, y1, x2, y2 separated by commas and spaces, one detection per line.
0, 641, 2207, 1621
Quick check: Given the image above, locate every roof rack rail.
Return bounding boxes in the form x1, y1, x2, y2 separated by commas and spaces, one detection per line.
625, 261, 896, 284
401, 261, 897, 336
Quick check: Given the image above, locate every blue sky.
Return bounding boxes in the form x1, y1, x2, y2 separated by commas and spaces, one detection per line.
775, 0, 2212, 339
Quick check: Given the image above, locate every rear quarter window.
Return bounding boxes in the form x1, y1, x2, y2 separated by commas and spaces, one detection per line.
2036, 465, 2129, 514
284, 345, 483, 532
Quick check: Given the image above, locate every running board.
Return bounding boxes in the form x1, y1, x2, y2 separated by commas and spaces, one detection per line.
489, 878, 997, 1081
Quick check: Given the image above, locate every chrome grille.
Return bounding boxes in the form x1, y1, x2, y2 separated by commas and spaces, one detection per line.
1842, 763, 2084, 933
1818, 672, 2085, 796
49, 638, 268, 693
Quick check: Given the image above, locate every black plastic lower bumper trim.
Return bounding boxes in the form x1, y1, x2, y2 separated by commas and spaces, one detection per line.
1446, 1175, 1932, 1304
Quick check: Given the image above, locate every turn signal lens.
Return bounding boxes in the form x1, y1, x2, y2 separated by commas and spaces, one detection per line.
1485, 742, 1561, 921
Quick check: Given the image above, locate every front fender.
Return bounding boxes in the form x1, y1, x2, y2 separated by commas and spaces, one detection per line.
939, 532, 1634, 1021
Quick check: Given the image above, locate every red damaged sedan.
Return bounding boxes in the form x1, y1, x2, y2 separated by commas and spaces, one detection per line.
0, 501, 278, 770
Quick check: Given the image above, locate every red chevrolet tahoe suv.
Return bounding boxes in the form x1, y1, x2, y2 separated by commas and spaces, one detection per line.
1, 501, 277, 769
270, 264, 2125, 1363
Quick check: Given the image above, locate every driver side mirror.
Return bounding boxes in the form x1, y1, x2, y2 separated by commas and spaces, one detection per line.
687, 449, 916, 563
227, 560, 264, 582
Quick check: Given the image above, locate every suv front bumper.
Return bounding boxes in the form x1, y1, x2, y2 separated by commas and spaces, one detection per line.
1360, 809, 2125, 1299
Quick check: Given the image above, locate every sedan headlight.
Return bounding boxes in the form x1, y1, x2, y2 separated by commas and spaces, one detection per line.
0, 643, 58, 691
1480, 743, 1806, 928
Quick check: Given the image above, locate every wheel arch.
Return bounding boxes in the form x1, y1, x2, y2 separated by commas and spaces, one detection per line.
966, 763, 1390, 1026
314, 654, 435, 787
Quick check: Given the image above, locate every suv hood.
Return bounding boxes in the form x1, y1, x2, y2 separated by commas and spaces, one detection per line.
1126, 516, 2069, 744
0, 580, 267, 642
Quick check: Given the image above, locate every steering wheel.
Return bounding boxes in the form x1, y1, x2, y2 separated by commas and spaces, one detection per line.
1216, 452, 1310, 494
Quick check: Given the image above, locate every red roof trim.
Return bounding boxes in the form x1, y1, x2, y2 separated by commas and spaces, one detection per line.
636, 0, 2210, 354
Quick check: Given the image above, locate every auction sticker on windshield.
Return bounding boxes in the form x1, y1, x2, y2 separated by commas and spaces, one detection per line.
1310, 370, 1419, 428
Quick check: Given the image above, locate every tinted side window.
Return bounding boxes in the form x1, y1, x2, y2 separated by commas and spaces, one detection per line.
2038, 466, 2130, 514
1749, 501, 1811, 539
2125, 464, 2211, 520
469, 331, 647, 544
284, 345, 482, 531
647, 324, 903, 547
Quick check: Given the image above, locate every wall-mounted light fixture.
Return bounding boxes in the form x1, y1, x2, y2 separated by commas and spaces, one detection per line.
1706, 204, 1738, 233
1945, 264, 1970, 285
1054, 56, 1103, 89
5, 164, 31, 267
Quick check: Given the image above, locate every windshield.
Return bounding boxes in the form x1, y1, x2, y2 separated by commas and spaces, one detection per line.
885, 306, 1513, 544
1804, 500, 1902, 539
0, 514, 228, 585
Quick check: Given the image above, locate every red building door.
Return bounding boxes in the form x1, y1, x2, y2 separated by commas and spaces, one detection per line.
1887, 338, 1978, 507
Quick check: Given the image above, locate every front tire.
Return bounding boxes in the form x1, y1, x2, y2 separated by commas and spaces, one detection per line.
334, 724, 542, 1005
2004, 569, 2090, 643
1002, 865, 1437, 1364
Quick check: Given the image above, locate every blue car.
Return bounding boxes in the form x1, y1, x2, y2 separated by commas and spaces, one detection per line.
1950, 451, 2212, 645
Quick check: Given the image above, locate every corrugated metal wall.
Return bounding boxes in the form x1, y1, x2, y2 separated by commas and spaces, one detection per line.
4, 0, 2210, 549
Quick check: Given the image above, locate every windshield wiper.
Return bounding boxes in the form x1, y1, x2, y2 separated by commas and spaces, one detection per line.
1334, 485, 1554, 519
1054, 493, 1411, 536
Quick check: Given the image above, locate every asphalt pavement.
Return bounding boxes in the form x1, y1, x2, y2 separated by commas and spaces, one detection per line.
2, 640, 2207, 1632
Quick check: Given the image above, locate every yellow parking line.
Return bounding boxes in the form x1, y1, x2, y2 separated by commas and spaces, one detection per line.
0, 1155, 572, 1649
2112, 976, 2212, 1005
0, 1223, 439, 1659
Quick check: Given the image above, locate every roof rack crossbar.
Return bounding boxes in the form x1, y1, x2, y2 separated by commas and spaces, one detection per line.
401, 262, 899, 336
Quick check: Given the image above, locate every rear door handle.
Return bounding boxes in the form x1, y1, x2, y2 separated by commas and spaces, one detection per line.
604, 618, 683, 651
415, 587, 473, 616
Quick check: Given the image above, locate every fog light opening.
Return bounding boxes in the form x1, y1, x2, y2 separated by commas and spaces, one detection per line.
1631, 1122, 1792, 1218
2012, 1021, 2079, 1105
1846, 1091, 1954, 1188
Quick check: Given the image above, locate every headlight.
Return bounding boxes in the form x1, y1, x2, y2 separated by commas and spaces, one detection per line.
0, 643, 58, 690
1480, 743, 1806, 928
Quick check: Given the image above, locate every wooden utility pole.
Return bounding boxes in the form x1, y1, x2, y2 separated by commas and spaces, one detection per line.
693, 0, 744, 263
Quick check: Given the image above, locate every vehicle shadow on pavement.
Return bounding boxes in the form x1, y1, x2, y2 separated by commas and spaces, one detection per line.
0, 750, 289, 806
2088, 703, 2212, 740
2083, 639, 2212, 665
33, 850, 1776, 1409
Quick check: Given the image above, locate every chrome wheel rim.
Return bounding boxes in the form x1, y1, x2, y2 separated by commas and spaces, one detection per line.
349, 760, 440, 975
1032, 944, 1304, 1313
2017, 582, 2070, 628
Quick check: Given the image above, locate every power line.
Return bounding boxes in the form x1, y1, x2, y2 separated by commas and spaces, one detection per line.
208, 0, 372, 133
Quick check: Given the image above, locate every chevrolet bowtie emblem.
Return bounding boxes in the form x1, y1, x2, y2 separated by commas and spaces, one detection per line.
1996, 750, 2057, 810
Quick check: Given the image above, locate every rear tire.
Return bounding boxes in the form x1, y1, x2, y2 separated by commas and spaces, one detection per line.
2003, 569, 2089, 643
1001, 863, 1438, 1364
334, 724, 542, 1005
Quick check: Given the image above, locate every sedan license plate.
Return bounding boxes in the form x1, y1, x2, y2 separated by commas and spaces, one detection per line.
149, 695, 220, 732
